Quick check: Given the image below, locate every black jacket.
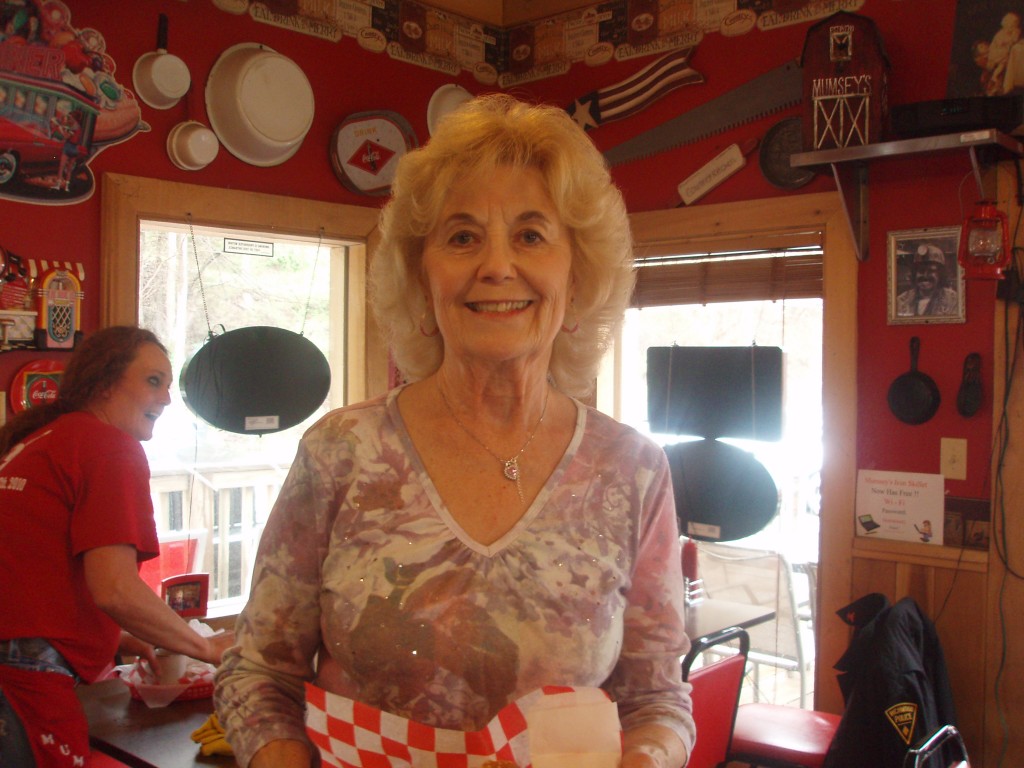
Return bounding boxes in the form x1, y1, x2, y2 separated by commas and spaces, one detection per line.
822, 593, 958, 768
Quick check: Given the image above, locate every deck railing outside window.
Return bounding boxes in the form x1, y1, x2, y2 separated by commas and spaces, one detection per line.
148, 465, 287, 615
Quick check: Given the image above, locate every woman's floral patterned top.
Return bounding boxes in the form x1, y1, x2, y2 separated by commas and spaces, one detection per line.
215, 388, 693, 767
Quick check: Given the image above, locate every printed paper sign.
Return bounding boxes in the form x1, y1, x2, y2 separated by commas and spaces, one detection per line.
855, 469, 944, 544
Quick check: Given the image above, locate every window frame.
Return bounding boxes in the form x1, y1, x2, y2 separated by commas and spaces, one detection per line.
100, 173, 383, 614
100, 172, 384, 402
627, 191, 857, 715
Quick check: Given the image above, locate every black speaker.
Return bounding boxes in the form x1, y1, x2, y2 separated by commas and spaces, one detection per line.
646, 346, 783, 441
888, 95, 1024, 139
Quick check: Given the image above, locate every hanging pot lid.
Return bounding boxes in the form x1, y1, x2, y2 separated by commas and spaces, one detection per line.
665, 439, 778, 542
180, 326, 330, 435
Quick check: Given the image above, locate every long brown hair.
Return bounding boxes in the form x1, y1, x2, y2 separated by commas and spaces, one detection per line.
0, 326, 166, 456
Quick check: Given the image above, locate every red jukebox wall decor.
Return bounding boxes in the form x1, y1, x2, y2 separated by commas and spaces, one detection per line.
2, 251, 85, 351
33, 265, 84, 350
800, 11, 890, 151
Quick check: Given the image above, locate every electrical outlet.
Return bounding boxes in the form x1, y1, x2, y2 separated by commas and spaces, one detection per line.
940, 437, 967, 481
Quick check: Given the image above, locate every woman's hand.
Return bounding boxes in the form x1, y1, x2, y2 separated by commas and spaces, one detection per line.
250, 738, 313, 768
200, 630, 237, 666
621, 725, 688, 768
622, 746, 682, 768
84, 544, 233, 663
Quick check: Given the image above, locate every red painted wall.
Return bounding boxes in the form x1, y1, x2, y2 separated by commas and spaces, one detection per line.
0, 1, 993, 498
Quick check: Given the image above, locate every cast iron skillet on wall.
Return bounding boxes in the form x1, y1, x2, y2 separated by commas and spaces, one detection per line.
180, 326, 330, 435
887, 336, 940, 425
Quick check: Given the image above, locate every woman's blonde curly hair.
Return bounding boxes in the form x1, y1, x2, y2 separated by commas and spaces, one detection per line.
369, 93, 635, 398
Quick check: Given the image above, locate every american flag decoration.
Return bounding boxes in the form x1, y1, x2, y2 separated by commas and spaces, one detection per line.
567, 47, 704, 131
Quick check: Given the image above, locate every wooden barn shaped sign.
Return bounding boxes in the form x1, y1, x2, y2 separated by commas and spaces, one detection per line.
800, 11, 890, 151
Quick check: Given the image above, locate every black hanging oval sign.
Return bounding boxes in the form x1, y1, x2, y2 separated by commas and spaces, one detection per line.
180, 326, 330, 435
664, 438, 779, 542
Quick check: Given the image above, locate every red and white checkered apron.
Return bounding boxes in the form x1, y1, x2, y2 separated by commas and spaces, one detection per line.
305, 684, 612, 768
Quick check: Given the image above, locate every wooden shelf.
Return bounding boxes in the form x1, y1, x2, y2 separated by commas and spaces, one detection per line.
852, 535, 988, 573
790, 129, 1024, 261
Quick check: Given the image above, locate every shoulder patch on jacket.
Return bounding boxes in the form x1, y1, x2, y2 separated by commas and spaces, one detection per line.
885, 702, 918, 744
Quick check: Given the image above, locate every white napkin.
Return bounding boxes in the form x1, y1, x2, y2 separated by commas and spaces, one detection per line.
526, 688, 622, 768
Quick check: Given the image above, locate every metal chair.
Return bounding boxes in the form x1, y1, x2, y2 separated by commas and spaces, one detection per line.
727, 702, 840, 768
682, 626, 750, 768
904, 725, 971, 768
697, 542, 811, 707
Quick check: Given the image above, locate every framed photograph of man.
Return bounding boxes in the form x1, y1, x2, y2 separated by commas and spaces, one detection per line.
887, 227, 966, 325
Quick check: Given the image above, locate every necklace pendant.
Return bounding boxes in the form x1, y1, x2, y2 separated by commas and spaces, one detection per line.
503, 458, 520, 481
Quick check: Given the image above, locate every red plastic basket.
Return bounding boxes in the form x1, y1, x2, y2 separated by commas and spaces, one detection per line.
126, 679, 214, 702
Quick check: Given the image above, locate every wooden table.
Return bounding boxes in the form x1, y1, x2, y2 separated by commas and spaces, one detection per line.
76, 602, 771, 768
77, 679, 237, 768
685, 597, 776, 642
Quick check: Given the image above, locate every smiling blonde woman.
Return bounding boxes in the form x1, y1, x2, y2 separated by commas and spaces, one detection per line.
216, 95, 693, 768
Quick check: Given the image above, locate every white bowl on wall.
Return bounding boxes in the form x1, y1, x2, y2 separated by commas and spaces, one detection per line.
205, 43, 315, 167
167, 120, 220, 171
426, 84, 473, 136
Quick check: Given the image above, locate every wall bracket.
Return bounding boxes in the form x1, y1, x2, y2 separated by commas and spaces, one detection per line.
791, 129, 1024, 261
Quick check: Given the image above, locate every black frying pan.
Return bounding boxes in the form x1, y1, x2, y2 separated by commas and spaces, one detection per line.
888, 336, 940, 425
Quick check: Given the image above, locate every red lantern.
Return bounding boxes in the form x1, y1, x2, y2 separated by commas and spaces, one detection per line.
958, 201, 1011, 280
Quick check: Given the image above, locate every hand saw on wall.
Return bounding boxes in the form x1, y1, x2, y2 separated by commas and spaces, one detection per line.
602, 60, 803, 167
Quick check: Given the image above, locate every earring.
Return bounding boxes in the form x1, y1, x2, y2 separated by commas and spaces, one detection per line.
561, 304, 579, 334
419, 311, 439, 337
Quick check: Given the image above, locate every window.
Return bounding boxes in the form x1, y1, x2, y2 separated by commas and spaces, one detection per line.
138, 221, 349, 611
620, 198, 858, 710
605, 262, 824, 564
600, 242, 827, 707
101, 174, 380, 615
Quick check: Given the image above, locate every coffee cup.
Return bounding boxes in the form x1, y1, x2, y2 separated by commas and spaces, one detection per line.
154, 650, 188, 685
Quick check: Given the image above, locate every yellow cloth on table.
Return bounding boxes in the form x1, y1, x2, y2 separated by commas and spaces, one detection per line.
191, 713, 234, 757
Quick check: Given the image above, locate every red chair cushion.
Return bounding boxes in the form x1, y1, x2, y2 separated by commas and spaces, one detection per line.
729, 703, 840, 768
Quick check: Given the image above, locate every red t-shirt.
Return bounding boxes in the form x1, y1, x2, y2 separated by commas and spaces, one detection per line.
0, 411, 159, 681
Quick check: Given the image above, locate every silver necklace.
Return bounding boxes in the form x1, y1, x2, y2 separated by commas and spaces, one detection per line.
438, 382, 548, 502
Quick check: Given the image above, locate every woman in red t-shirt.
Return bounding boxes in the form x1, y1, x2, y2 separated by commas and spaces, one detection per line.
0, 326, 234, 767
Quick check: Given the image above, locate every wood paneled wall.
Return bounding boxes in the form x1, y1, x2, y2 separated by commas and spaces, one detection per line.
982, 161, 1024, 765
848, 538, 988, 760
